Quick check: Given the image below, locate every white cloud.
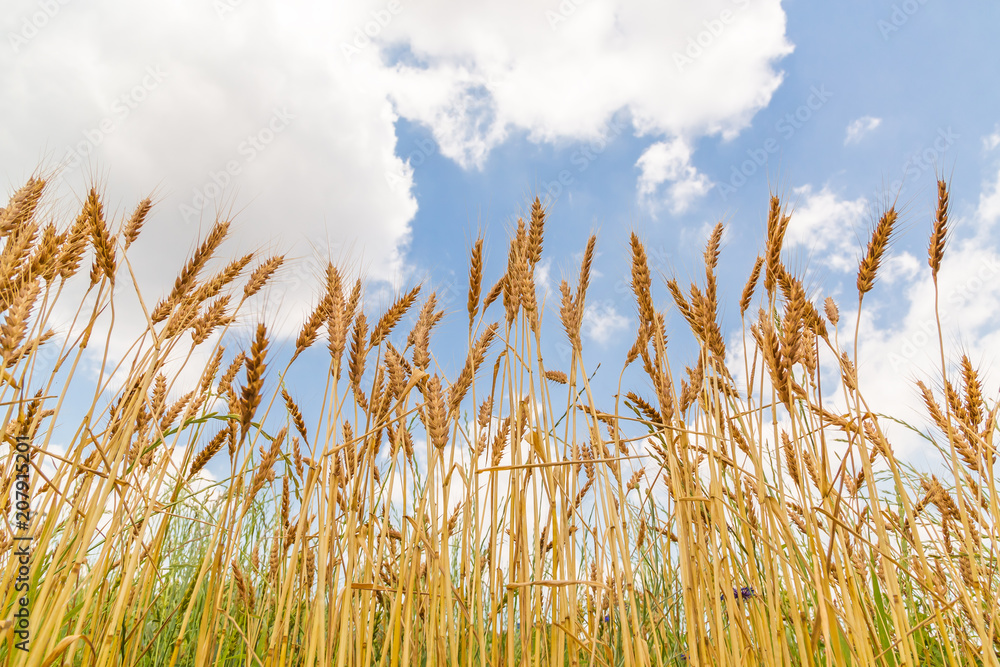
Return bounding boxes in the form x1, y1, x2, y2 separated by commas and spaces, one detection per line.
1, 0, 791, 396
727, 170, 1000, 465
680, 218, 733, 251
879, 251, 920, 286
380, 64, 507, 169
983, 126, 1000, 152
2, 1, 420, 355
535, 257, 554, 301
844, 115, 882, 145
2, 0, 792, 286
582, 300, 630, 345
636, 138, 713, 213
378, 0, 792, 167
976, 162, 1000, 228
784, 185, 868, 272
846, 233, 1000, 461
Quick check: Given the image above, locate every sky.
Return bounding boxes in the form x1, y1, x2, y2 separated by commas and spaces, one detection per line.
3, 0, 1000, 471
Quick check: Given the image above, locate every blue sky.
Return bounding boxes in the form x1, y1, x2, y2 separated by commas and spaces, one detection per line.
388, 0, 1000, 464
3, 0, 1000, 468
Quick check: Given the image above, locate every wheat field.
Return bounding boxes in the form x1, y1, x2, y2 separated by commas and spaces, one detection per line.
0, 177, 997, 666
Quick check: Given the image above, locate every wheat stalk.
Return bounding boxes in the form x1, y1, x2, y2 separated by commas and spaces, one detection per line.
122, 197, 152, 250
195, 253, 254, 303
348, 312, 368, 394
282, 387, 309, 444
86, 188, 116, 285
467, 238, 483, 327
370, 285, 421, 349
56, 210, 92, 281
0, 177, 45, 235
629, 233, 656, 326
448, 321, 498, 415
243, 255, 284, 300
152, 218, 230, 322
240, 324, 268, 440
929, 179, 949, 279
188, 428, 229, 479
857, 206, 898, 295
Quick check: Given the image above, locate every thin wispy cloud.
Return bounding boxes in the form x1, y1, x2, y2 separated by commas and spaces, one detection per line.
983, 126, 1000, 152
844, 115, 882, 144
582, 301, 630, 345
636, 137, 713, 213
783, 184, 867, 271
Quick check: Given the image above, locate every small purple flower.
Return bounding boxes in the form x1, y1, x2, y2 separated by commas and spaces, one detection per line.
720, 586, 757, 601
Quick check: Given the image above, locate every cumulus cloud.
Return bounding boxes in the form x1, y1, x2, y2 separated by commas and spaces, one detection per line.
582, 300, 630, 345
879, 250, 921, 286
727, 171, 1000, 465
976, 160, 1000, 227
680, 218, 732, 253
636, 138, 714, 213
844, 115, 882, 145
982, 126, 1000, 152
2, 1, 419, 349
846, 233, 1000, 462
377, 0, 792, 167
534, 257, 554, 300
3, 0, 792, 290
783, 184, 868, 272
1, 0, 792, 397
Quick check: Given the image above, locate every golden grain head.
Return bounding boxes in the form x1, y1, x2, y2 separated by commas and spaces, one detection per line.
467, 238, 483, 324
857, 206, 897, 295
123, 197, 153, 250
740, 255, 764, 316
629, 233, 655, 325
929, 179, 949, 277
9, 184, 996, 663
543, 369, 568, 384
370, 284, 421, 349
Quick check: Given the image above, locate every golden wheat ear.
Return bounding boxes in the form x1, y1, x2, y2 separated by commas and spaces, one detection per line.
0, 177, 45, 235
929, 179, 949, 279
467, 237, 483, 327
857, 206, 897, 296
122, 196, 153, 250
